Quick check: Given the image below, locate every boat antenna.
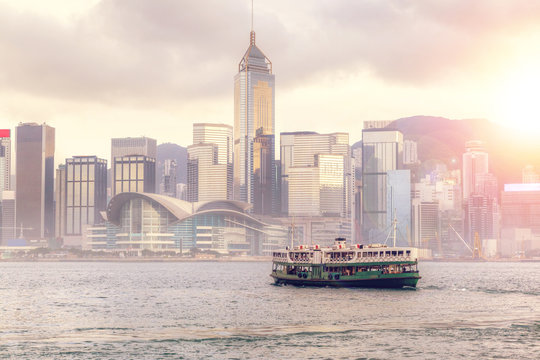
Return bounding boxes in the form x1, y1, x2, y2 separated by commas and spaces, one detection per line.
290, 216, 295, 249
391, 186, 397, 247
393, 209, 397, 248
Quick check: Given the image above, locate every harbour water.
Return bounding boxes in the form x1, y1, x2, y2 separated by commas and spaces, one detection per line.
0, 261, 538, 359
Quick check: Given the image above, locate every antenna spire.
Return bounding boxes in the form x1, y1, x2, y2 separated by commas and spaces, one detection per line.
249, 0, 255, 45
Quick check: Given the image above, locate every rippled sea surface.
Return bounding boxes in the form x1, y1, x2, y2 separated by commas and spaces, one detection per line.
0, 261, 538, 359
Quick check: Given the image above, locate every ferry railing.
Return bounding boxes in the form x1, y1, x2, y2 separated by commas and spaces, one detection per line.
321, 256, 415, 264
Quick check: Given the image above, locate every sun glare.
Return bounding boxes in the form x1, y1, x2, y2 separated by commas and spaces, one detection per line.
496, 66, 540, 135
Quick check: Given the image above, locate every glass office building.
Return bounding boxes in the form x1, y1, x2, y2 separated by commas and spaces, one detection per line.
362, 129, 403, 242
15, 123, 55, 239
386, 169, 411, 246
65, 156, 107, 235
253, 131, 275, 215
113, 155, 156, 196
462, 140, 489, 203
234, 30, 275, 206
280, 132, 352, 218
111, 137, 157, 195
0, 129, 10, 192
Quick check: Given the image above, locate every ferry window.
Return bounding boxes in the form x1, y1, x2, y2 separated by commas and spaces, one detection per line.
406, 250, 411, 256
392, 251, 397, 256
398, 251, 403, 256
385, 251, 391, 256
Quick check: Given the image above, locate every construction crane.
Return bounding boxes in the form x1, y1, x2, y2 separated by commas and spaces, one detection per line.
449, 224, 486, 260
472, 232, 484, 260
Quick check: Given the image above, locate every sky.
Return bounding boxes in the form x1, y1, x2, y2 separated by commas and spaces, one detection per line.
2, 0, 540, 166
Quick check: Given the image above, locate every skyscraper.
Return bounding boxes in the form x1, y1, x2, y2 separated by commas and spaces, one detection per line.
253, 130, 274, 215
65, 156, 107, 236
111, 137, 157, 194
111, 137, 157, 160
234, 29, 275, 206
387, 169, 411, 247
193, 123, 233, 166
55, 165, 66, 239
162, 159, 177, 198
281, 132, 354, 243
284, 139, 352, 217
187, 144, 229, 202
112, 155, 155, 196
462, 140, 489, 202
0, 191, 15, 244
0, 129, 10, 192
462, 141, 498, 243
0, 129, 11, 243
193, 123, 233, 200
280, 132, 352, 216
362, 129, 403, 242
15, 123, 55, 239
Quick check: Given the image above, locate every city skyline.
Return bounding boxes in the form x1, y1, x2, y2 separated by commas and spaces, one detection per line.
2, 0, 540, 168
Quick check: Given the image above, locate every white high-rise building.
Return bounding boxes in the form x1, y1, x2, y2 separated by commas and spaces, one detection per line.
193, 124, 232, 166
462, 140, 489, 202
280, 132, 352, 217
412, 175, 461, 212
187, 144, 229, 202
192, 123, 233, 200
288, 166, 320, 217
403, 139, 418, 165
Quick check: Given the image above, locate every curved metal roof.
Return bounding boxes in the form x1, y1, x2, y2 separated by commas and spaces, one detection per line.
106, 192, 259, 226
194, 200, 252, 213
180, 209, 267, 227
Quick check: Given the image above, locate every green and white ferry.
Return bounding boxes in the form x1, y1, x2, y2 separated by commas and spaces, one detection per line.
271, 238, 421, 288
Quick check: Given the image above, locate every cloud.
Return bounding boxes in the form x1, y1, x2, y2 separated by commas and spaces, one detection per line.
0, 0, 263, 105
1, 0, 540, 107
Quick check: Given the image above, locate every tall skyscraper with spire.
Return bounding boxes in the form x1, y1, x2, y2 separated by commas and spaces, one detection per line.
234, 25, 275, 212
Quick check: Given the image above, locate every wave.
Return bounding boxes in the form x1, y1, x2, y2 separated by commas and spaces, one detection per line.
416, 284, 538, 296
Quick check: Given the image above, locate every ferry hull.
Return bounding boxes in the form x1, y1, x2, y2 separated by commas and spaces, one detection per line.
271, 274, 420, 288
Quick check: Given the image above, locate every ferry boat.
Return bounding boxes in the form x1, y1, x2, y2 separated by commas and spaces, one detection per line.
270, 238, 421, 288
